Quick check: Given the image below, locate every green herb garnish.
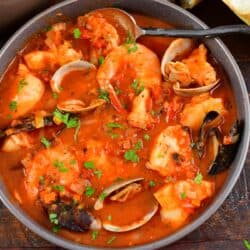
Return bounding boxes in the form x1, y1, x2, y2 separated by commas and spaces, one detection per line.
85, 186, 95, 197
94, 169, 103, 179
52, 92, 58, 99
98, 56, 105, 65
125, 32, 138, 54
73, 28, 81, 39
18, 79, 28, 92
98, 89, 110, 102
149, 180, 156, 187
180, 192, 186, 199
39, 176, 45, 185
194, 172, 203, 185
124, 149, 139, 163
99, 192, 107, 201
53, 185, 65, 192
52, 225, 61, 233
106, 122, 124, 129
53, 160, 68, 173
41, 136, 51, 148
131, 79, 144, 95
53, 109, 79, 128
49, 213, 58, 225
107, 236, 116, 244
91, 230, 99, 240
9, 101, 17, 111
243, 240, 250, 250
144, 134, 150, 141
134, 140, 143, 150
84, 161, 95, 169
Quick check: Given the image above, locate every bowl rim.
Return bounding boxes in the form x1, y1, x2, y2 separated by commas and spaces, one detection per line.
0, 0, 249, 249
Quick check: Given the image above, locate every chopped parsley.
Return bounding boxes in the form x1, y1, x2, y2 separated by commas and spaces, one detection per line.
53, 160, 68, 173
85, 186, 95, 197
94, 169, 102, 179
107, 236, 116, 244
180, 192, 186, 199
243, 240, 250, 250
91, 230, 99, 240
134, 140, 143, 150
40, 136, 51, 148
125, 32, 138, 54
84, 161, 95, 169
194, 172, 203, 184
53, 185, 65, 192
106, 122, 124, 129
144, 134, 150, 141
73, 28, 81, 39
98, 56, 105, 65
9, 101, 17, 112
49, 213, 58, 225
98, 89, 110, 102
107, 215, 112, 221
149, 180, 156, 187
108, 132, 119, 139
124, 149, 139, 163
52, 92, 58, 99
52, 225, 61, 233
18, 79, 28, 92
53, 109, 79, 128
39, 176, 45, 185
131, 79, 144, 95
70, 159, 77, 165
99, 192, 108, 201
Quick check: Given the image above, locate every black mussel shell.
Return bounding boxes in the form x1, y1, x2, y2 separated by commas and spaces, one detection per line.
208, 121, 241, 175
47, 202, 95, 232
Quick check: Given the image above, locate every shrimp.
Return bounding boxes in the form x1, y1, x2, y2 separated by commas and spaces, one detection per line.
154, 179, 215, 228
97, 43, 162, 129
180, 93, 226, 131
23, 144, 84, 203
2, 132, 33, 152
6, 64, 45, 119
77, 13, 120, 65
146, 125, 197, 179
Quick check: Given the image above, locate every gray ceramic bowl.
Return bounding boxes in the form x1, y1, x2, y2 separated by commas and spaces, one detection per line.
0, 0, 249, 249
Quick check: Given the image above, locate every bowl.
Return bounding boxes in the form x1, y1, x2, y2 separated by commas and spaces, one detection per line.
0, 0, 249, 249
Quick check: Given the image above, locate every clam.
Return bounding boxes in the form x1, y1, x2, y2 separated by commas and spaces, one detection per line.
57, 98, 105, 113
161, 38, 219, 96
50, 60, 96, 93
94, 177, 144, 210
103, 199, 158, 232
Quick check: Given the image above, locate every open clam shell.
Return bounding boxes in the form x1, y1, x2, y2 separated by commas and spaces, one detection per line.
173, 79, 220, 97
51, 60, 96, 93
103, 199, 158, 232
57, 99, 105, 113
161, 38, 194, 77
94, 177, 144, 211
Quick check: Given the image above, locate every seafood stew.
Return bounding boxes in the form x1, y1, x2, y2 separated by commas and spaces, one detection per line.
0, 10, 240, 247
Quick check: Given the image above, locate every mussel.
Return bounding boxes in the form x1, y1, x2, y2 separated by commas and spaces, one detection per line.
161, 38, 220, 96
207, 121, 241, 175
195, 111, 241, 175
0, 111, 54, 139
94, 177, 159, 232
47, 202, 101, 232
